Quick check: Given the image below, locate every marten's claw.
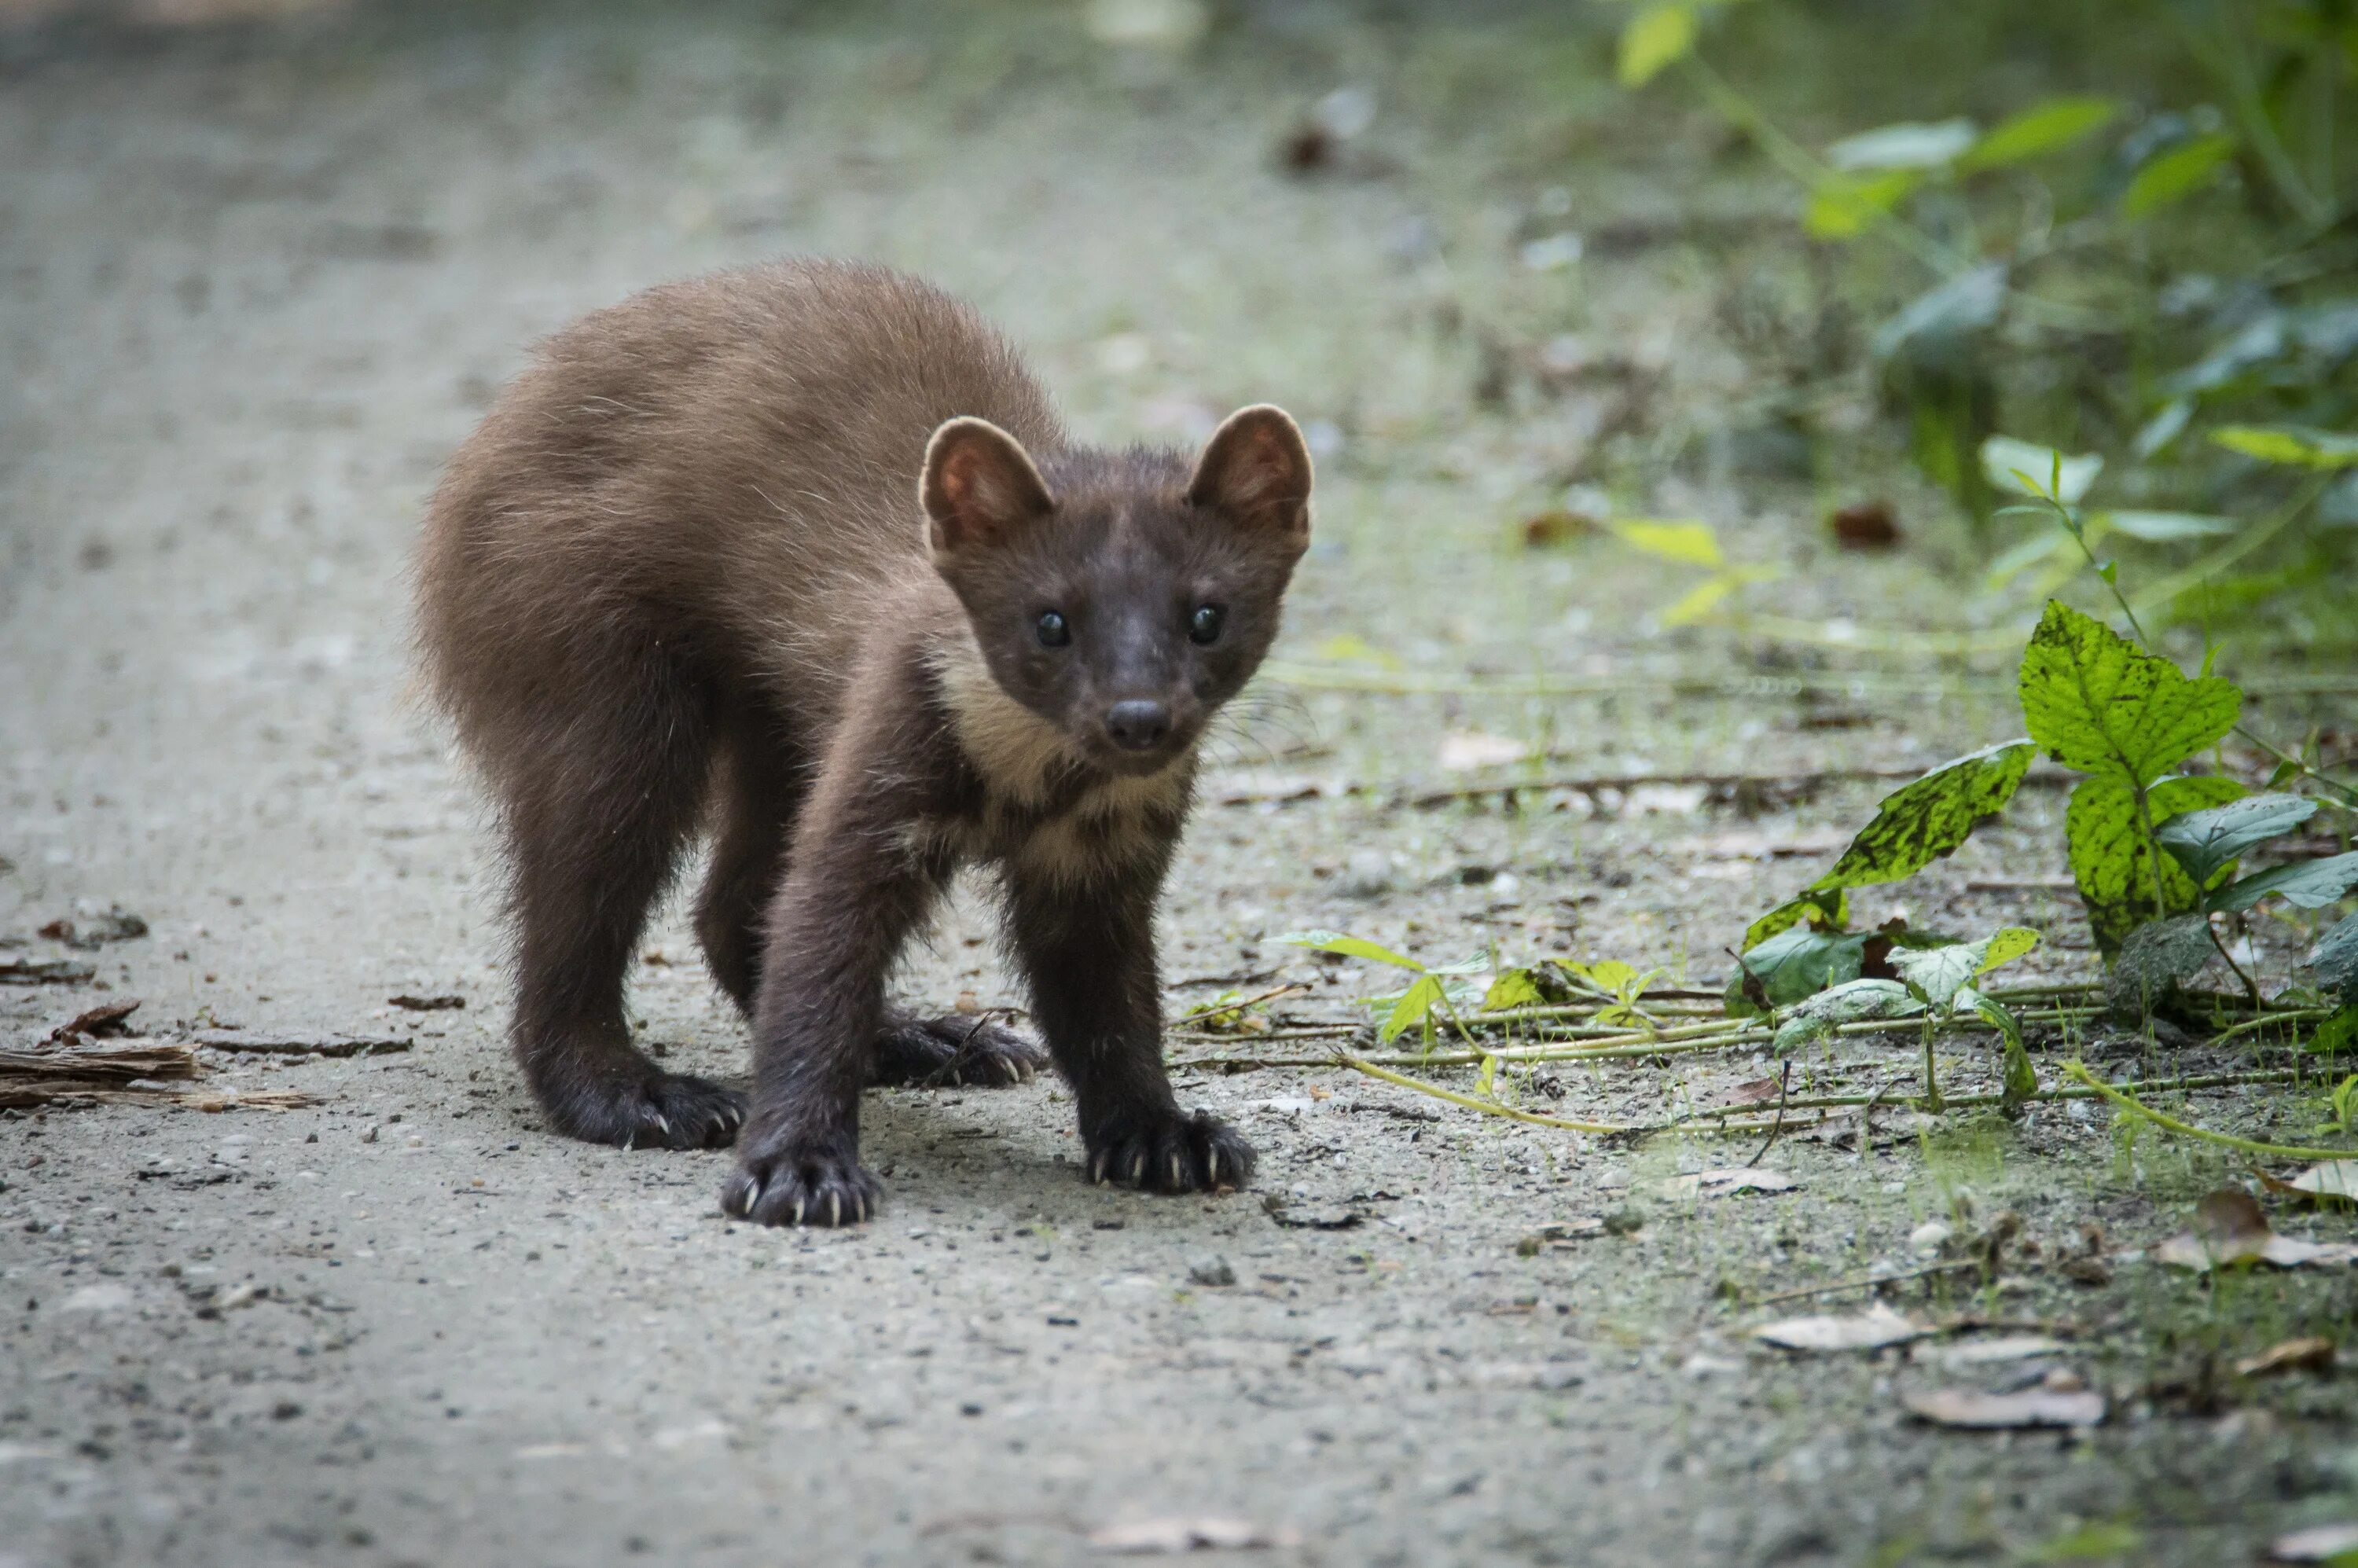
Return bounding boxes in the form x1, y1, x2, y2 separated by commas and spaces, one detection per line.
721, 1134, 882, 1227
1082, 1109, 1255, 1197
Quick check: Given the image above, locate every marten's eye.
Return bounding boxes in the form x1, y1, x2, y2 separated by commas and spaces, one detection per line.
1036, 611, 1071, 648
1188, 604, 1225, 646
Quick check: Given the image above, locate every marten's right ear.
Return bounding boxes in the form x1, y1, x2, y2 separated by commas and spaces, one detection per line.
921, 417, 1055, 560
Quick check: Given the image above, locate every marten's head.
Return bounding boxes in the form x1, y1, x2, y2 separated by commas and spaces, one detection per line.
920, 406, 1312, 778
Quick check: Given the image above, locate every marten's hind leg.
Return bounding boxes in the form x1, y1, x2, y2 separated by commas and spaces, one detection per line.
501, 648, 744, 1151
695, 717, 808, 1016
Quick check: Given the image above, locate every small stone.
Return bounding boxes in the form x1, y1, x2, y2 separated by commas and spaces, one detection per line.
1188, 1254, 1236, 1287
360, 1126, 379, 1144
1602, 1205, 1645, 1236
1908, 1221, 1952, 1257
1340, 849, 1393, 900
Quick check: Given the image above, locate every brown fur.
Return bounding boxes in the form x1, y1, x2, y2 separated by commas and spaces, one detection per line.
414, 259, 1309, 1225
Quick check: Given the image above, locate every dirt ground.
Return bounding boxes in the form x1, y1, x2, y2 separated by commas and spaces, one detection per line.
5, 4, 2358, 1565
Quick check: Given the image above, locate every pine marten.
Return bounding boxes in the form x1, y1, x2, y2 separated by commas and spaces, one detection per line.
415, 260, 1310, 1226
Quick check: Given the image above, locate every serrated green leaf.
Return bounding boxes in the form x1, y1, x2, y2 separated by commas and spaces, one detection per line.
2019, 600, 2242, 786
1481, 969, 1545, 1012
1727, 924, 1871, 1017
1813, 740, 2038, 893
1826, 119, 1978, 171
1805, 169, 1923, 239
2066, 773, 2246, 956
1618, 2, 1696, 87
1741, 887, 1849, 952
1772, 979, 1923, 1055
2311, 1005, 2358, 1055
1280, 930, 1424, 971
1893, 928, 2040, 1012
1610, 518, 1724, 567
2314, 915, 2358, 1003
2102, 510, 2236, 542
2209, 851, 2358, 914
2210, 424, 2358, 469
1982, 437, 2103, 504
2121, 132, 2237, 217
1381, 974, 1447, 1043
2157, 792, 2319, 888
1957, 95, 2117, 171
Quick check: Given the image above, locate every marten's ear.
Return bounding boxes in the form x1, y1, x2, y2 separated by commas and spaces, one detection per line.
1188, 405, 1313, 542
921, 417, 1055, 559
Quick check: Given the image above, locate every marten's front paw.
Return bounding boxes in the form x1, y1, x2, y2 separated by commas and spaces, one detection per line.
872, 1013, 1046, 1088
1084, 1110, 1254, 1195
720, 1133, 883, 1227
542, 1070, 745, 1151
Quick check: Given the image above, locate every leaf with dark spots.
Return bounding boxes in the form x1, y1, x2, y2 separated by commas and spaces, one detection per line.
2019, 600, 2240, 786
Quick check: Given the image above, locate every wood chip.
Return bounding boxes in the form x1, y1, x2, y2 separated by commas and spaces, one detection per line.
2154, 1189, 2358, 1271
193, 1030, 411, 1058
2237, 1337, 2335, 1379
387, 994, 465, 1012
0, 957, 96, 986
1901, 1387, 2105, 1430
1656, 1168, 1798, 1199
1752, 1304, 1924, 1353
1089, 1517, 1299, 1554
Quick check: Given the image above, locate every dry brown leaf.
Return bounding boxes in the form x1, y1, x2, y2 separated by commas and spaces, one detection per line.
1901, 1387, 2105, 1430
1752, 1304, 1924, 1353
1089, 1517, 1300, 1554
2237, 1337, 2335, 1379
2154, 1189, 2358, 1271
1656, 1168, 1798, 1199
1436, 732, 1531, 773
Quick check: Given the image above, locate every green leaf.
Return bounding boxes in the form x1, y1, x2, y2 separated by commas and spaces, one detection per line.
1812, 740, 2038, 893
2101, 510, 2236, 542
2210, 424, 2358, 470
1772, 979, 1923, 1055
2066, 773, 2246, 956
1805, 170, 1922, 239
2121, 132, 2238, 218
1957, 95, 2117, 171
1618, 2, 1696, 87
1609, 518, 1724, 567
1741, 887, 1849, 952
1893, 928, 2040, 1011
1280, 930, 1423, 971
1481, 969, 1546, 1012
2018, 600, 2242, 786
2311, 1005, 2358, 1056
2314, 915, 2358, 1003
1982, 436, 2102, 504
1959, 986, 2039, 1112
2156, 792, 2318, 888
1658, 572, 1742, 627
1727, 924, 1871, 1017
2106, 912, 2218, 1016
1380, 974, 1446, 1043
2209, 852, 2358, 914
1826, 119, 1978, 171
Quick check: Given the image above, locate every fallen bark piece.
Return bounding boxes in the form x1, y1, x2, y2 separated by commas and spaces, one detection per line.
1, 1038, 197, 1083
1657, 1168, 1798, 1199
2272, 1523, 2358, 1562
1089, 1517, 1300, 1554
1902, 1387, 2105, 1430
1, 957, 97, 986
193, 1030, 411, 1058
387, 994, 465, 1012
47, 1000, 141, 1041
1753, 1303, 1924, 1353
1936, 1335, 2063, 1369
38, 907, 148, 949
2238, 1337, 2336, 1379
1260, 1195, 1364, 1230
2154, 1189, 2358, 1270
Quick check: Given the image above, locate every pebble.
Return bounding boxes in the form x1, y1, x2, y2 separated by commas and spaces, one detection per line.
1908, 1221, 1952, 1256
1340, 849, 1393, 899
1187, 1254, 1236, 1287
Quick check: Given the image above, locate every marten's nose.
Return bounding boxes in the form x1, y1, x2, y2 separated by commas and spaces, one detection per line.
1104, 699, 1172, 751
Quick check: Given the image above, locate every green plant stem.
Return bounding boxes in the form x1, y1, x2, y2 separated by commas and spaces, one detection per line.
1336, 1052, 1625, 1133
1661, 1067, 2305, 1128
2063, 1060, 2358, 1160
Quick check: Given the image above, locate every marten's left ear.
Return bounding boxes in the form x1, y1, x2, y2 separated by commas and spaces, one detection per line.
1188, 405, 1313, 543
922, 417, 1056, 560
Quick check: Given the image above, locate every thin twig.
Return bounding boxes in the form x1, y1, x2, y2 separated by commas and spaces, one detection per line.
1167, 983, 1308, 1028
2063, 1062, 2358, 1162
1336, 1052, 1625, 1134
1747, 1260, 1985, 1309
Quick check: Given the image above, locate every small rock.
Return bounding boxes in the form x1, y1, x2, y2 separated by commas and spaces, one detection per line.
1908, 1221, 1952, 1256
1340, 849, 1394, 900
360, 1125, 379, 1144
1602, 1205, 1645, 1236
1187, 1255, 1236, 1287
